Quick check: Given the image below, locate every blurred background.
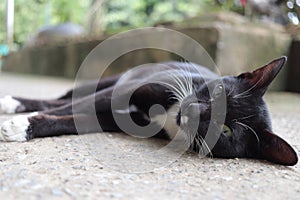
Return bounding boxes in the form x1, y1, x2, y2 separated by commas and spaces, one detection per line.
1, 0, 300, 92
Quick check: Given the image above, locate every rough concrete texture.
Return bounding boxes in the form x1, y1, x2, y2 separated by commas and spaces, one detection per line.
0, 72, 299, 200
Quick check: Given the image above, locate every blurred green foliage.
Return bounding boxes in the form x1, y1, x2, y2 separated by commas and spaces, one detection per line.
103, 0, 210, 30
0, 0, 90, 45
0, 0, 238, 46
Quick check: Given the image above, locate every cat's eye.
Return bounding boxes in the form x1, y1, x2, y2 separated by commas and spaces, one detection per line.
212, 84, 224, 98
222, 125, 232, 137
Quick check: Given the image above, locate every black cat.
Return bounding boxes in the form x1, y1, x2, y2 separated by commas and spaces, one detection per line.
0, 56, 298, 165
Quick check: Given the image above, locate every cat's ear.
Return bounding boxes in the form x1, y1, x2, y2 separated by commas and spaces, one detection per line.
237, 56, 287, 95
259, 129, 298, 166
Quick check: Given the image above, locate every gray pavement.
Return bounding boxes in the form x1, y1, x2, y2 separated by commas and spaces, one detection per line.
0, 72, 299, 200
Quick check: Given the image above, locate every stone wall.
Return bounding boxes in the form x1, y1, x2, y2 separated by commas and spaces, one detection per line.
286, 38, 300, 93
2, 12, 293, 91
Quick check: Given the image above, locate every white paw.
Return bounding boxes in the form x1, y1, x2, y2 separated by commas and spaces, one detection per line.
0, 112, 37, 142
0, 95, 21, 114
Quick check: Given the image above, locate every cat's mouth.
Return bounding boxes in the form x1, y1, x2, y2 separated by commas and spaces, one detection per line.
176, 98, 211, 128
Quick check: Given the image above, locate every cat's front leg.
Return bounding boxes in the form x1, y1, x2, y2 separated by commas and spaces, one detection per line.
0, 95, 71, 114
0, 95, 24, 114
0, 112, 38, 141
0, 113, 113, 142
0, 113, 77, 142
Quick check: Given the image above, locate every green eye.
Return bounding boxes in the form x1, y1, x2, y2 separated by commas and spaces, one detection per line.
212, 84, 224, 98
222, 125, 232, 137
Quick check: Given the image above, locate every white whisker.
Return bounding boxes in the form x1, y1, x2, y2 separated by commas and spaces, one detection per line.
192, 134, 213, 158
227, 87, 235, 96
232, 114, 256, 122
233, 75, 264, 99
232, 94, 252, 99
235, 121, 260, 146
161, 67, 195, 104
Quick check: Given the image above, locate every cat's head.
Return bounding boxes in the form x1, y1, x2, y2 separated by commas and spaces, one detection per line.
178, 57, 298, 166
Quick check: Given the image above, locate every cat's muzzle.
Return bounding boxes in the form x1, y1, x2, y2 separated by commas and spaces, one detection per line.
180, 102, 208, 129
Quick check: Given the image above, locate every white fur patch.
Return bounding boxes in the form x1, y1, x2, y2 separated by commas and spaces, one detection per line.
114, 105, 138, 114
152, 104, 180, 139
180, 116, 189, 125
0, 95, 21, 114
0, 112, 38, 142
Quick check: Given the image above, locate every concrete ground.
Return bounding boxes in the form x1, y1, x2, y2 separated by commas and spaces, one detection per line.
0, 72, 299, 200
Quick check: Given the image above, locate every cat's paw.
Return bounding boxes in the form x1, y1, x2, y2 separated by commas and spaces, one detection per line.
0, 96, 21, 114
0, 113, 37, 142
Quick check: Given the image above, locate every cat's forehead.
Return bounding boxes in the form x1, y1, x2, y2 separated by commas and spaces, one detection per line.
220, 76, 248, 93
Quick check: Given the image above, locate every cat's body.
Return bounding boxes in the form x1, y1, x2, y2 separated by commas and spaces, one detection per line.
0, 57, 298, 165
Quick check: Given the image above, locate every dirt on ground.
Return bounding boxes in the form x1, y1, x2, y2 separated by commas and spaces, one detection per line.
0, 72, 299, 200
